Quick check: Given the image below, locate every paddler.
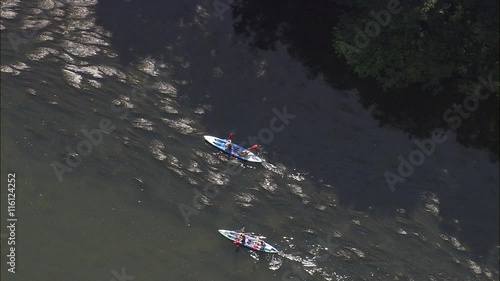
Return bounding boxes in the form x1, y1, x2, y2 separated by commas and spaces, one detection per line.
254, 237, 265, 249
225, 139, 232, 150
234, 227, 246, 244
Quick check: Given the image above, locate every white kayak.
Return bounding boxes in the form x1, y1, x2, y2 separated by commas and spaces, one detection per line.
218, 229, 279, 254
204, 135, 262, 163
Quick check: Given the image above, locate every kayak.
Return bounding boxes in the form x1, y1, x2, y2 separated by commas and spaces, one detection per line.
218, 229, 279, 254
204, 135, 262, 163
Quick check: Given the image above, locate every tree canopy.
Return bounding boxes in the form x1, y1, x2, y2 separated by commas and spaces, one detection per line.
333, 0, 499, 95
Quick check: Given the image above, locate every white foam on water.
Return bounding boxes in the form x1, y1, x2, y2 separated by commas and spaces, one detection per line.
160, 101, 179, 114
64, 0, 97, 7
194, 107, 205, 114
259, 174, 278, 192
2, 9, 18, 19
1, 0, 20, 19
166, 166, 183, 177
1, 66, 20, 75
155, 82, 178, 96
88, 79, 101, 88
10, 62, 30, 71
27, 47, 59, 61
234, 193, 257, 207
131, 118, 156, 131
62, 40, 100, 57
62, 69, 82, 88
166, 155, 181, 169
138, 58, 160, 76
347, 247, 365, 258
98, 65, 126, 80
206, 170, 228, 185
22, 19, 51, 29
149, 140, 167, 161
65, 64, 103, 78
397, 228, 407, 235
187, 160, 202, 173
39, 0, 56, 9
112, 95, 134, 109
467, 259, 482, 274
288, 172, 306, 181
66, 6, 91, 19
161, 118, 196, 134
262, 161, 287, 177
77, 31, 109, 46
288, 183, 310, 204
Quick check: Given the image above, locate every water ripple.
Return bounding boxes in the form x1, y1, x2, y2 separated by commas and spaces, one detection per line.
112, 95, 134, 109
1, 0, 21, 19
288, 183, 310, 203
149, 140, 166, 161
97, 65, 126, 81
65, 64, 103, 78
234, 192, 257, 208
161, 118, 196, 134
131, 118, 156, 131
138, 58, 160, 76
62, 69, 82, 88
27, 47, 59, 60
154, 82, 178, 96
259, 174, 278, 192
62, 40, 100, 57
187, 160, 202, 173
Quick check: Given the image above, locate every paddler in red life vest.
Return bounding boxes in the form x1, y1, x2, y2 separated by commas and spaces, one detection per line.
233, 228, 246, 244
253, 237, 265, 250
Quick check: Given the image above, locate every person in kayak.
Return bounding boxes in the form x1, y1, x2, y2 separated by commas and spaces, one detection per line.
239, 149, 250, 156
253, 238, 265, 249
225, 139, 232, 150
233, 227, 246, 244
238, 144, 257, 156
258, 240, 265, 248
234, 233, 245, 244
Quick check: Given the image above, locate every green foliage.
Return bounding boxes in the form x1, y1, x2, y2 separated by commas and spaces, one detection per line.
333, 0, 499, 95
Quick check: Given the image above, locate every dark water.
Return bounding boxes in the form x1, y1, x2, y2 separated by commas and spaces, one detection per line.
1, 0, 498, 280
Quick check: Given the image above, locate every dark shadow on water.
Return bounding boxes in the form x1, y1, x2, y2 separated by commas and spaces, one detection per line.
95, 0, 197, 64
229, 0, 499, 260
93, 0, 499, 260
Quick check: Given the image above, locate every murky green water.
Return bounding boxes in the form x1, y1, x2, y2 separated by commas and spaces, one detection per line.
1, 0, 498, 280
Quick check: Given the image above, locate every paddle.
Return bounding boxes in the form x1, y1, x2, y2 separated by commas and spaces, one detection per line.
248, 144, 258, 150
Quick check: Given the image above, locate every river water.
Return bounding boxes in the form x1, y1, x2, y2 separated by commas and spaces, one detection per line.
1, 0, 498, 280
